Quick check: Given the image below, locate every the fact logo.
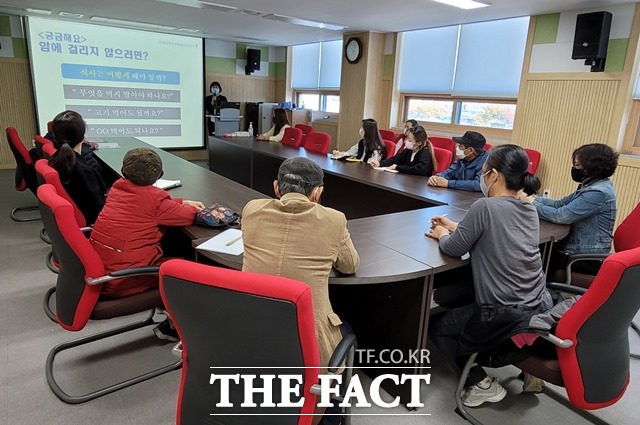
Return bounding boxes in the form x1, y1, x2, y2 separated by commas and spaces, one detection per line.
209, 373, 431, 409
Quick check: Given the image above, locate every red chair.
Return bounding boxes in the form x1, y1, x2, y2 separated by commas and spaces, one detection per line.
36, 159, 87, 274
303, 132, 331, 155
383, 139, 396, 158
34, 135, 55, 160
37, 183, 182, 403
379, 129, 397, 142
295, 124, 313, 147
281, 127, 303, 148
36, 160, 86, 228
524, 148, 541, 174
160, 259, 357, 425
483, 143, 492, 151
433, 147, 453, 174
456, 246, 640, 424
6, 127, 39, 221
428, 136, 456, 157
42, 143, 57, 159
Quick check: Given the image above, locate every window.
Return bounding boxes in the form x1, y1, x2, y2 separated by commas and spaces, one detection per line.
296, 91, 340, 113
621, 73, 640, 155
405, 97, 517, 130
398, 17, 528, 133
292, 40, 342, 90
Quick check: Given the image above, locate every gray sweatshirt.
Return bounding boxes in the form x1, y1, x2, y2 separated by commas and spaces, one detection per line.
440, 196, 553, 310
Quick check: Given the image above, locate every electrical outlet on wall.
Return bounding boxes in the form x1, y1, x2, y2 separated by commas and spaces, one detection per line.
542, 189, 551, 198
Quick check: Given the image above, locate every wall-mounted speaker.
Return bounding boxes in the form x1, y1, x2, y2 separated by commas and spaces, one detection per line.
247, 48, 261, 70
572, 11, 612, 72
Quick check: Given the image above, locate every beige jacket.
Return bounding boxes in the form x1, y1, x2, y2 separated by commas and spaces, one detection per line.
242, 192, 360, 367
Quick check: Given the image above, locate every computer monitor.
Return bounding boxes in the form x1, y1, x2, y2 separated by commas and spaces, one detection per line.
220, 102, 241, 110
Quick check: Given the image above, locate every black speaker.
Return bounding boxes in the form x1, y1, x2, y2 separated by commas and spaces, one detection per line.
572, 11, 612, 60
247, 48, 261, 71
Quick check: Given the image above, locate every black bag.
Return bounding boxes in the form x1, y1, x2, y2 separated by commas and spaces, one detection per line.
195, 203, 240, 228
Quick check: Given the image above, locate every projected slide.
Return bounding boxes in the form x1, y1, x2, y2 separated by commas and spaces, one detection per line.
27, 17, 204, 149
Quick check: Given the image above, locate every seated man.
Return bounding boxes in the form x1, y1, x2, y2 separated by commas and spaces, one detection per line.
242, 157, 360, 368
428, 131, 488, 192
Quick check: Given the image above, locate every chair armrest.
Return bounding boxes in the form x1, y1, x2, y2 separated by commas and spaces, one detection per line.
565, 253, 608, 284
327, 333, 357, 374
529, 328, 574, 349
547, 282, 587, 295
86, 266, 161, 285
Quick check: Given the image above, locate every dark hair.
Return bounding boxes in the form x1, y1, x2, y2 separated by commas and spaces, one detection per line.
51, 110, 85, 147
405, 119, 418, 128
278, 176, 316, 196
122, 148, 163, 186
209, 81, 222, 92
49, 110, 86, 182
407, 126, 438, 173
573, 143, 619, 179
273, 108, 290, 136
485, 144, 540, 195
362, 118, 387, 159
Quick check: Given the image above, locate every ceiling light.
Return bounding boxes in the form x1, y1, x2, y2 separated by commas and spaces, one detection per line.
236, 9, 262, 16
262, 14, 347, 31
197, 1, 237, 12
59, 12, 84, 18
432, 0, 491, 9
90, 16, 177, 31
25, 8, 53, 15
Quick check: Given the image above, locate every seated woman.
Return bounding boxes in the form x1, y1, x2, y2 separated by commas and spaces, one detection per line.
370, 125, 437, 176
47, 111, 103, 173
426, 144, 556, 408
395, 119, 418, 153
48, 111, 106, 225
90, 148, 205, 300
256, 108, 290, 142
332, 118, 387, 165
527, 143, 618, 277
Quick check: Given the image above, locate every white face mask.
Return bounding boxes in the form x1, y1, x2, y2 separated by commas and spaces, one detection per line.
211, 87, 220, 95
359, 128, 365, 138
404, 141, 415, 150
455, 146, 466, 160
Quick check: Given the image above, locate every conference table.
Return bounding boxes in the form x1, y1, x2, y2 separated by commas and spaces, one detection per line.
94, 136, 569, 405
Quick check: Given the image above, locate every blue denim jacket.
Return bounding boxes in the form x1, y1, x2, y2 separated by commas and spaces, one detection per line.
533, 178, 616, 254
437, 150, 488, 192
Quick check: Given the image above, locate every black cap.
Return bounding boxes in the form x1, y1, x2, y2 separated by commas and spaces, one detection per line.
452, 131, 486, 149
277, 157, 324, 188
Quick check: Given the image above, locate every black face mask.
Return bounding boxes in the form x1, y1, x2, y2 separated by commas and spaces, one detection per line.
571, 166, 586, 183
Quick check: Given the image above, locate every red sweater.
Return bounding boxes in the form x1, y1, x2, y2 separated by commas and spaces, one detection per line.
90, 178, 198, 297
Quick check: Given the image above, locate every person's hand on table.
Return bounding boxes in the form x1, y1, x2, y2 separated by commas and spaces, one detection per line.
332, 149, 343, 157
83, 139, 99, 150
387, 164, 397, 170
425, 225, 450, 240
517, 189, 535, 203
430, 215, 457, 232
370, 159, 380, 168
428, 175, 448, 187
184, 200, 206, 211
256, 134, 266, 141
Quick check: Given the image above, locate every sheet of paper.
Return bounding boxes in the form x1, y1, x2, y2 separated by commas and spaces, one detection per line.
96, 142, 120, 149
153, 179, 182, 190
196, 229, 244, 256
384, 168, 399, 173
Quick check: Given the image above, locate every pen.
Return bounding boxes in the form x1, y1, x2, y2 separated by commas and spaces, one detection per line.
226, 235, 242, 246
441, 214, 448, 218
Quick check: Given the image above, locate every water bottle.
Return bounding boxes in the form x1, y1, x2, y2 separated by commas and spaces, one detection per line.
248, 122, 254, 137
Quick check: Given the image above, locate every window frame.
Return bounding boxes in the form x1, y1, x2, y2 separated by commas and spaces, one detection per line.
621, 100, 640, 155
295, 90, 341, 115
401, 93, 516, 139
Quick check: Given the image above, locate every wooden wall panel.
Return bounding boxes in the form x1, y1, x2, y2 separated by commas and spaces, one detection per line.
311, 120, 339, 151
611, 160, 640, 229
380, 78, 392, 130
513, 79, 619, 199
0, 59, 37, 170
